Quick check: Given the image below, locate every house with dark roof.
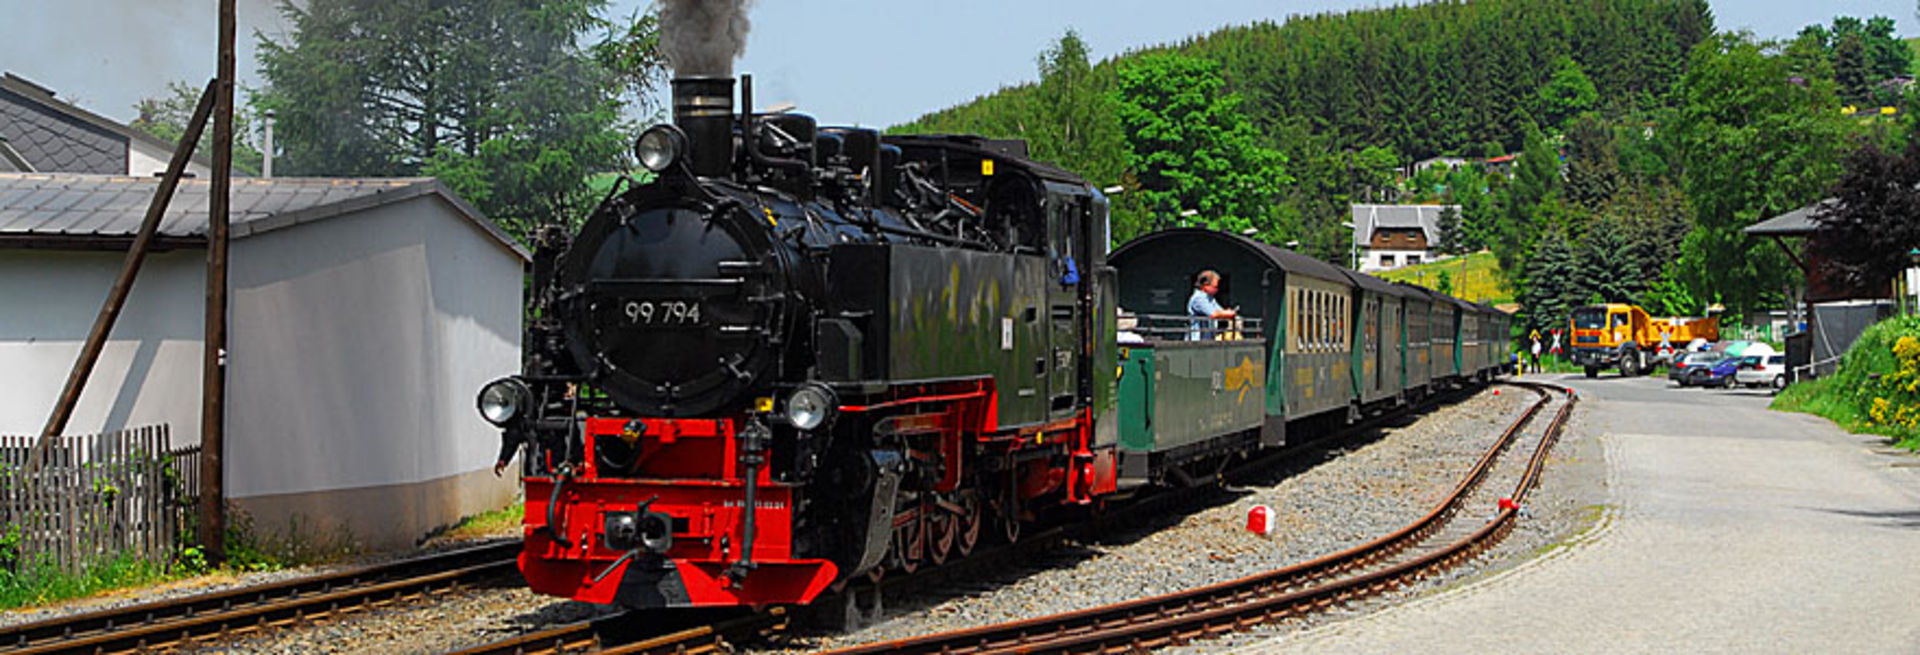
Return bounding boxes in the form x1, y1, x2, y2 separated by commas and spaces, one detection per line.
1, 172, 527, 549
0, 72, 215, 177
1350, 204, 1452, 272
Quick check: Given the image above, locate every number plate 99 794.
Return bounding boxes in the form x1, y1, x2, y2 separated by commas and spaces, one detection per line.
623, 299, 703, 325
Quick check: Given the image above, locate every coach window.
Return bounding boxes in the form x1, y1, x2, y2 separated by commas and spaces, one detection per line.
1307, 292, 1316, 350
1292, 289, 1302, 351
1316, 292, 1326, 350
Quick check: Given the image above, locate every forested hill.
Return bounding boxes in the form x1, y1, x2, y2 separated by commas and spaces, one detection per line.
1181, 0, 1712, 159
894, 0, 1710, 176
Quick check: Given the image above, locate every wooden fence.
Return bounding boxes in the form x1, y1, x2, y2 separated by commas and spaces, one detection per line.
0, 425, 197, 573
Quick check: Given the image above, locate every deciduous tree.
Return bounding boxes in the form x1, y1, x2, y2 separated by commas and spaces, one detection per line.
1111, 52, 1290, 240
253, 0, 661, 238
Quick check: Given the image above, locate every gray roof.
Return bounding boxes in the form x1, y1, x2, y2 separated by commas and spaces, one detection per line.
0, 172, 528, 260
1351, 204, 1451, 248
0, 72, 217, 174
1744, 199, 1836, 237
0, 134, 30, 172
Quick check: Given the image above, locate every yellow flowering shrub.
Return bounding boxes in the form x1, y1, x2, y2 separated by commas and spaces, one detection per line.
1858, 329, 1920, 435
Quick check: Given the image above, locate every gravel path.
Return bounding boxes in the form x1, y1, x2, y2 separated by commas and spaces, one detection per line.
765, 385, 1543, 653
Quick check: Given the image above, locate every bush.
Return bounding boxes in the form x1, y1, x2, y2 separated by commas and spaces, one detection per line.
1773, 315, 1920, 445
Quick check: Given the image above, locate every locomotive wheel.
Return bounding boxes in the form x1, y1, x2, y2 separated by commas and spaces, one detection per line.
926, 499, 957, 566
891, 509, 925, 575
955, 491, 983, 557
996, 495, 1022, 544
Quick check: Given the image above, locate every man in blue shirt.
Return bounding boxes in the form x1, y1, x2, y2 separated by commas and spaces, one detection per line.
1188, 270, 1237, 340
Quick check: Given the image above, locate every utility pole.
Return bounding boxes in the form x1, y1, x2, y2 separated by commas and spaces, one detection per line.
200, 0, 235, 565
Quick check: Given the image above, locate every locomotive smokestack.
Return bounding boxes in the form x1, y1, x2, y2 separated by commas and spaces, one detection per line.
662, 0, 752, 177
673, 77, 736, 178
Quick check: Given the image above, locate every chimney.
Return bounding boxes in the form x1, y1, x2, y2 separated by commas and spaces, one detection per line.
672, 77, 735, 177
262, 110, 275, 178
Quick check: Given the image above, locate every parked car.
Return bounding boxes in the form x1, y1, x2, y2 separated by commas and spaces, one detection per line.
1669, 351, 1724, 386
1686, 355, 1742, 389
1735, 353, 1789, 390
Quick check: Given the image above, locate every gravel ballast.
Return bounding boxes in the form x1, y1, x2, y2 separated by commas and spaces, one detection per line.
770, 385, 1561, 653
5, 382, 1605, 654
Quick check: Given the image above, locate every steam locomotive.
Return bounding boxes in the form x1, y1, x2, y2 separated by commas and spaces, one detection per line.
476, 74, 1510, 610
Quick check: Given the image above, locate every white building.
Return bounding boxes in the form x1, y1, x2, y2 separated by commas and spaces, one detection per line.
1351, 204, 1452, 272
0, 173, 527, 549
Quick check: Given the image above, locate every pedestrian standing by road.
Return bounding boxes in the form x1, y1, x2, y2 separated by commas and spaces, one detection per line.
1529, 330, 1543, 373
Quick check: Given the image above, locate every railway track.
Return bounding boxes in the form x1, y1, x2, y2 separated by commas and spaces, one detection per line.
0, 539, 523, 654
449, 381, 1568, 655
823, 381, 1576, 654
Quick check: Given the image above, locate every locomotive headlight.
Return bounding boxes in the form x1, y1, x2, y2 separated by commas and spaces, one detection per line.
477, 377, 531, 427
785, 383, 836, 431
635, 124, 688, 173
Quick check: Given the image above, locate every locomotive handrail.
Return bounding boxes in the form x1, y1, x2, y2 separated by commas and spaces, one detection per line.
1126, 312, 1264, 340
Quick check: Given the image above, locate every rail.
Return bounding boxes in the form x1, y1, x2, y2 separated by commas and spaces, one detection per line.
824, 381, 1575, 654
0, 540, 522, 654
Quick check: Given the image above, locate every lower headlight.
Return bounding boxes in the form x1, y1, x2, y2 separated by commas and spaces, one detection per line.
785, 384, 836, 431
477, 377, 531, 427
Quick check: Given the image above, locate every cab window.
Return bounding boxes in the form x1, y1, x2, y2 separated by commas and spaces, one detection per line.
1572, 308, 1605, 330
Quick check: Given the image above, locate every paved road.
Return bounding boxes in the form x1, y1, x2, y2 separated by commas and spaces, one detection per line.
1237, 373, 1920, 654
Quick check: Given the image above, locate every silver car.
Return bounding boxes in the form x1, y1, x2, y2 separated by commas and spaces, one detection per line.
1734, 353, 1788, 390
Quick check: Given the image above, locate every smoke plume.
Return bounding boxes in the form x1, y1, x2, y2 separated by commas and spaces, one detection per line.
659, 0, 753, 77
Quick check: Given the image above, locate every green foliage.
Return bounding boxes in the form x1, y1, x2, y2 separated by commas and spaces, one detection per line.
1671, 31, 1850, 315
1110, 52, 1289, 240
1537, 56, 1599, 130
0, 552, 173, 611
1797, 16, 1912, 106
1574, 219, 1646, 304
893, 0, 1711, 262
130, 81, 265, 175
1184, 0, 1711, 157
1437, 270, 1454, 295
1443, 165, 1494, 254
1563, 113, 1624, 212
1349, 146, 1400, 203
1516, 229, 1580, 332
253, 0, 659, 240
1031, 30, 1125, 185
442, 504, 526, 541
1772, 316, 1920, 445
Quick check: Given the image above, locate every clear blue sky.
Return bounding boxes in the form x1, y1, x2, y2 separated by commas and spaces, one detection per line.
4, 0, 1916, 128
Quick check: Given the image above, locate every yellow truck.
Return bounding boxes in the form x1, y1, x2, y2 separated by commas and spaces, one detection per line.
1568, 304, 1719, 378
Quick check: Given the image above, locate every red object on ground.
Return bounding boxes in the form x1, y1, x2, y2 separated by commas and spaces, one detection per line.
1246, 505, 1276, 536
1498, 497, 1519, 511
1494, 389, 1501, 396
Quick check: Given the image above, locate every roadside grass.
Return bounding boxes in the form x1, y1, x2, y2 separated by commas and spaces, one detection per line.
443, 504, 525, 541
1375, 251, 1512, 305
0, 553, 177, 611
0, 505, 339, 612
1770, 316, 1920, 448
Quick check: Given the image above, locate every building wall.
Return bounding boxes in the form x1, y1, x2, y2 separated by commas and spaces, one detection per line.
225, 194, 523, 547
0, 249, 206, 441
127, 140, 213, 178
1360, 248, 1433, 272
